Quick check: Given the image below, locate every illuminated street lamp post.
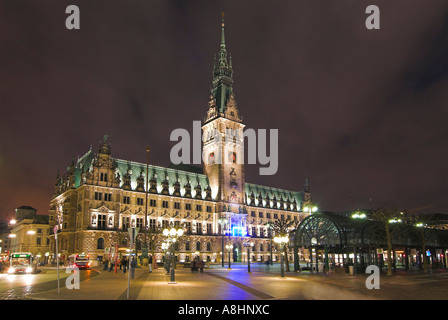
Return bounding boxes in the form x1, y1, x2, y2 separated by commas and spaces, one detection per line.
266, 222, 273, 265
161, 241, 170, 274
162, 226, 184, 284
225, 244, 232, 269
142, 147, 150, 261
303, 203, 318, 216
243, 242, 254, 273
274, 234, 289, 278
218, 217, 226, 267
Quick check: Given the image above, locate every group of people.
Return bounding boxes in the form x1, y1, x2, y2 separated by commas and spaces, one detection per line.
103, 256, 128, 272
190, 257, 205, 273
103, 255, 154, 274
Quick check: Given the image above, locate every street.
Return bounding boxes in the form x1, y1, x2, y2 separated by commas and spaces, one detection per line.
0, 267, 99, 299
0, 263, 445, 300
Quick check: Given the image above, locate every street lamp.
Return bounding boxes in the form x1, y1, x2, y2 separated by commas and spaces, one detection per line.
162, 226, 184, 284
143, 146, 150, 261
161, 241, 170, 274
352, 211, 367, 219
218, 217, 226, 267
303, 203, 318, 215
274, 234, 289, 278
266, 222, 273, 265
225, 244, 232, 269
243, 242, 254, 272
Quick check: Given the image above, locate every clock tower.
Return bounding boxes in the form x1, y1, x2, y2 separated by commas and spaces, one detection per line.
202, 14, 247, 236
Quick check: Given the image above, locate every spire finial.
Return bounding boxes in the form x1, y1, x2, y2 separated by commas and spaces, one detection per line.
220, 12, 226, 47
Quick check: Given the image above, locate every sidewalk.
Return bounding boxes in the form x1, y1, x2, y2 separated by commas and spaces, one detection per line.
30, 267, 149, 300
29, 264, 448, 300
135, 266, 376, 300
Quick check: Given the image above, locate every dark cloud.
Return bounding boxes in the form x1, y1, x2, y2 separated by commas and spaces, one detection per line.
0, 0, 447, 220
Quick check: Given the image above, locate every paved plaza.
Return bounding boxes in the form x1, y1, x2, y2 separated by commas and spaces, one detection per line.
16, 263, 448, 301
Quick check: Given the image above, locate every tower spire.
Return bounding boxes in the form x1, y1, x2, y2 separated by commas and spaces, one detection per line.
210, 12, 233, 114
221, 12, 226, 48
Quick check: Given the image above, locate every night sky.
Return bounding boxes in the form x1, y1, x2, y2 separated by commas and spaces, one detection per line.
1, 0, 447, 221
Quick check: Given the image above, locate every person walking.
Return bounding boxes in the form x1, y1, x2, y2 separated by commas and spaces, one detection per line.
122, 256, 127, 273
148, 255, 153, 273
199, 259, 205, 273
103, 258, 109, 271
109, 259, 114, 272
130, 257, 137, 279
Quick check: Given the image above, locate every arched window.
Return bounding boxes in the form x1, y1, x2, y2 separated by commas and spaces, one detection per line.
206, 242, 211, 251
185, 241, 190, 251
97, 237, 105, 250
196, 241, 201, 251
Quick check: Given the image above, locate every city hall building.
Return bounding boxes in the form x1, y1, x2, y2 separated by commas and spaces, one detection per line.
49, 18, 311, 265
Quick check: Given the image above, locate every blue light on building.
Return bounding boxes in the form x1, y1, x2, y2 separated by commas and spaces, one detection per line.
232, 226, 246, 237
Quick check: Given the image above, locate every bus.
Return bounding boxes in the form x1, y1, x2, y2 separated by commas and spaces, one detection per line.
8, 252, 36, 274
68, 253, 91, 269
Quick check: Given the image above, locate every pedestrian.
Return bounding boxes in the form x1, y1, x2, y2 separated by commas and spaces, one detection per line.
191, 259, 195, 273
122, 256, 127, 273
103, 258, 109, 271
0, 261, 3, 273
109, 260, 114, 272
148, 255, 153, 273
199, 259, 205, 273
130, 257, 137, 279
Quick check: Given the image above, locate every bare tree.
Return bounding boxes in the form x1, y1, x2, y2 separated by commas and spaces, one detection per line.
407, 213, 429, 273
371, 207, 402, 276
271, 219, 300, 272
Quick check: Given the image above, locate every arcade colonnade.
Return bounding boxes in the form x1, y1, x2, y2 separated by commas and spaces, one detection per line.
293, 213, 448, 273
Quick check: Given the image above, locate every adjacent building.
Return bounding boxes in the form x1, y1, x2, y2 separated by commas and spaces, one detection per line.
8, 206, 50, 261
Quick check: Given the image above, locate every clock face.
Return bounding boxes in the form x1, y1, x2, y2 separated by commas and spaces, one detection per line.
228, 151, 237, 164
208, 152, 215, 165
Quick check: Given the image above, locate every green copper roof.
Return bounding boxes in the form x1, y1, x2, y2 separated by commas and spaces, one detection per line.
73, 150, 211, 198
245, 183, 303, 210
115, 159, 210, 196
73, 150, 302, 209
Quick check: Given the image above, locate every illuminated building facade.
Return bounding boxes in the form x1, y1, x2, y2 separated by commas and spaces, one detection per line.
49, 17, 310, 265
8, 206, 50, 260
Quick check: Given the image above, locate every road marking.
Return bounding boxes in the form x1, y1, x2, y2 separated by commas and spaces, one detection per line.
206, 273, 275, 300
